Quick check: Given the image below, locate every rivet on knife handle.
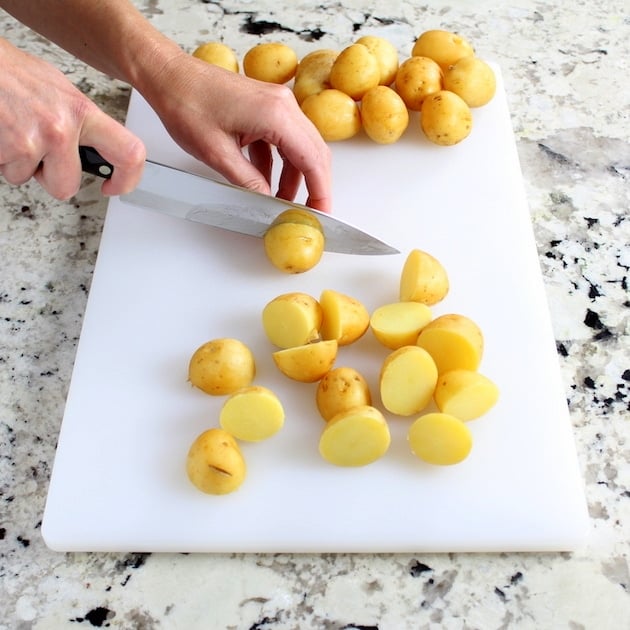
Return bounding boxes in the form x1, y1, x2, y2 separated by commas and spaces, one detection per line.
79, 146, 114, 179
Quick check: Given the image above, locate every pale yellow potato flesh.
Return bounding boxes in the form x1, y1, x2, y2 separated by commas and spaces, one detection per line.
394, 56, 443, 111
355, 35, 400, 86
243, 42, 298, 84
434, 369, 499, 421
399, 248, 449, 305
262, 292, 323, 349
316, 366, 372, 421
360, 85, 409, 144
186, 428, 246, 494
407, 412, 473, 465
301, 89, 362, 141
370, 301, 433, 349
272, 339, 338, 382
443, 56, 496, 108
219, 386, 285, 442
319, 405, 391, 467
416, 313, 484, 374
188, 338, 255, 396
329, 43, 381, 100
379, 345, 438, 416
411, 30, 475, 70
192, 41, 239, 72
263, 222, 325, 274
420, 90, 473, 146
319, 289, 370, 346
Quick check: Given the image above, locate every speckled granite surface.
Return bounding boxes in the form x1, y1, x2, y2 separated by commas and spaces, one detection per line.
1, 1, 628, 628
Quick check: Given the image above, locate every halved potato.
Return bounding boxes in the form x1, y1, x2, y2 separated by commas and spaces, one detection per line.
407, 412, 473, 465
379, 345, 438, 416
370, 301, 433, 349
433, 369, 499, 421
399, 249, 449, 305
262, 292, 322, 349
319, 405, 391, 466
319, 289, 370, 346
272, 339, 338, 382
316, 366, 372, 421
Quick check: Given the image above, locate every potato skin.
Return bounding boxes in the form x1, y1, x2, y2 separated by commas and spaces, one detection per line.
395, 56, 443, 111
316, 366, 372, 421
443, 56, 496, 107
301, 89, 362, 141
329, 43, 381, 100
264, 222, 324, 273
360, 85, 409, 144
355, 35, 399, 86
411, 30, 474, 69
243, 42, 298, 84
420, 90, 473, 146
192, 41, 239, 72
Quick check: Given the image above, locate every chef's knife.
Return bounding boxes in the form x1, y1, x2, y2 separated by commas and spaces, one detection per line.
79, 146, 399, 255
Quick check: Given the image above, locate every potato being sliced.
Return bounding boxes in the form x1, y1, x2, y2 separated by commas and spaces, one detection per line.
316, 366, 372, 421
416, 313, 483, 374
434, 369, 499, 420
379, 345, 438, 416
370, 301, 433, 349
272, 339, 338, 382
262, 292, 323, 349
319, 289, 370, 346
219, 386, 285, 442
319, 405, 391, 467
407, 412, 473, 465
399, 249, 449, 305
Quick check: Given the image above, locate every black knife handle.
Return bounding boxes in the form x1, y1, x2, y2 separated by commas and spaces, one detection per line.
79, 146, 114, 179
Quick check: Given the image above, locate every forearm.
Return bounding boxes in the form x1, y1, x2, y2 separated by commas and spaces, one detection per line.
0, 0, 183, 94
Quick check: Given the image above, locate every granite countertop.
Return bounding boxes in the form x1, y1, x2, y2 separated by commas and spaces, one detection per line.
1, 1, 628, 628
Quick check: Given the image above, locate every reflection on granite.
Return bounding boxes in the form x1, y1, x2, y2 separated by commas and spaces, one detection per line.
1, 1, 628, 628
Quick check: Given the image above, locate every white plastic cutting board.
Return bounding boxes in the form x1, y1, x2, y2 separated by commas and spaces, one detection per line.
42, 68, 589, 552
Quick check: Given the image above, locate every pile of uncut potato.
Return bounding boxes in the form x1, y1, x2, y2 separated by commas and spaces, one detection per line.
192, 29, 496, 146
185, 248, 499, 495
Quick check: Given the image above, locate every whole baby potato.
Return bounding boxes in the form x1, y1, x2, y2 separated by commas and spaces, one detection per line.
186, 428, 246, 494
411, 29, 475, 69
262, 291, 323, 348
355, 35, 399, 85
329, 43, 380, 100
293, 49, 338, 105
395, 56, 443, 111
188, 338, 255, 396
264, 208, 325, 273
420, 90, 473, 146
443, 56, 496, 107
192, 41, 239, 72
243, 42, 298, 84
301, 89, 361, 141
360, 86, 409, 144
316, 366, 372, 421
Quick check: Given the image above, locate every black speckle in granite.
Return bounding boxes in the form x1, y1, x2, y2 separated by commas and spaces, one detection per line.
510, 571, 524, 585
0, 527, 5, 539
584, 216, 599, 228
557, 341, 569, 357
622, 370, 630, 382
340, 626, 379, 630
16, 535, 30, 548
249, 615, 281, 630
538, 143, 575, 167
240, 15, 292, 36
494, 586, 507, 600
584, 376, 596, 389
409, 560, 433, 577
71, 607, 114, 627
115, 552, 150, 571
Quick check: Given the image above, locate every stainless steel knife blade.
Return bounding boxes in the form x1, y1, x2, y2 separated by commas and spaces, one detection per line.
117, 160, 399, 255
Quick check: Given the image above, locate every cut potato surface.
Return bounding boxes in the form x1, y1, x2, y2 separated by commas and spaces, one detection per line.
370, 301, 433, 349
407, 412, 473, 465
219, 386, 285, 441
273, 339, 338, 382
434, 369, 499, 421
262, 292, 323, 349
379, 345, 438, 416
416, 313, 483, 374
316, 366, 372, 421
319, 405, 391, 466
186, 428, 246, 494
320, 289, 370, 346
400, 248, 449, 305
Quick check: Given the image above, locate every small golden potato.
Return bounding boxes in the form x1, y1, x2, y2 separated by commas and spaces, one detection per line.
379, 345, 438, 416
370, 301, 433, 349
262, 292, 323, 349
319, 405, 391, 467
272, 339, 338, 383
399, 248, 449, 305
263, 209, 325, 274
188, 338, 255, 396
411, 30, 475, 70
301, 89, 362, 141
319, 289, 370, 346
360, 86, 409, 144
434, 369, 499, 421
192, 41, 239, 72
219, 386, 285, 442
443, 56, 496, 107
186, 428, 246, 494
243, 42, 298, 84
416, 313, 484, 374
329, 43, 380, 100
355, 35, 399, 85
394, 56, 443, 111
420, 90, 473, 146
407, 412, 473, 465
316, 366, 372, 421
293, 49, 337, 105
